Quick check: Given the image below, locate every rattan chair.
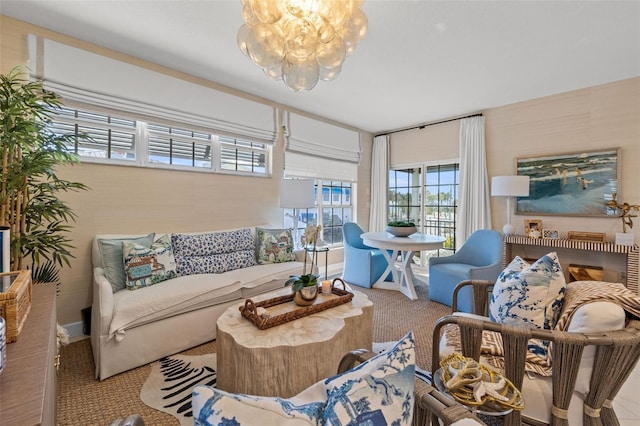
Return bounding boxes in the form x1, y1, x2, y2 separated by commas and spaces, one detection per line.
338, 350, 487, 426
433, 279, 640, 426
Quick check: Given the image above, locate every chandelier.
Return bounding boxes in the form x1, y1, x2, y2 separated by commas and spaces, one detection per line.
237, 0, 368, 92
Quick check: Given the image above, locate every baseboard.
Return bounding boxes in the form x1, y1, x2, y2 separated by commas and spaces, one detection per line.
62, 321, 86, 341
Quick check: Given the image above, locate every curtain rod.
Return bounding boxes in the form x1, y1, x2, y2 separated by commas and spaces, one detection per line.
375, 113, 483, 137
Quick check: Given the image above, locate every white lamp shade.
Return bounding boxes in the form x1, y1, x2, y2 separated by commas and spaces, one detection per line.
491, 176, 530, 197
280, 179, 315, 208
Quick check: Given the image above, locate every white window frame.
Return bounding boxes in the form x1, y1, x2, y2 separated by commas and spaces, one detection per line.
388, 159, 460, 266
283, 179, 355, 248
48, 104, 272, 177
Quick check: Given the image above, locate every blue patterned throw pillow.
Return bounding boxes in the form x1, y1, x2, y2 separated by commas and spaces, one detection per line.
192, 332, 416, 426
172, 229, 257, 275
489, 252, 567, 359
322, 331, 416, 425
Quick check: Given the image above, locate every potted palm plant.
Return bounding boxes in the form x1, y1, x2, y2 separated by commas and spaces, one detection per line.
0, 66, 88, 286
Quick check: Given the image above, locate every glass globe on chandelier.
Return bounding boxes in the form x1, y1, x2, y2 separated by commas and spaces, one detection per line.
237, 0, 368, 92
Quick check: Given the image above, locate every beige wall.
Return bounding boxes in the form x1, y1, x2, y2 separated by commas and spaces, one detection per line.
486, 78, 640, 238
1, 15, 372, 325
390, 119, 460, 166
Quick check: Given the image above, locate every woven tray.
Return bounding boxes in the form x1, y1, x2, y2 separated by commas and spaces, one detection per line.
240, 278, 354, 330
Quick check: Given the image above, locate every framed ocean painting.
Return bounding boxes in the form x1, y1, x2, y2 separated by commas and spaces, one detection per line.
515, 148, 620, 217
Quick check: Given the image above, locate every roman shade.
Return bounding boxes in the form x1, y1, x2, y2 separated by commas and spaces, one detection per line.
284, 112, 361, 181
27, 35, 277, 144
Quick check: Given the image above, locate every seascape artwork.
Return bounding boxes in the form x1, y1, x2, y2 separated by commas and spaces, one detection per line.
516, 149, 619, 216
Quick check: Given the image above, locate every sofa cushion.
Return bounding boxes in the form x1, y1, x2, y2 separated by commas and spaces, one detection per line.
123, 234, 177, 290
97, 233, 155, 292
489, 252, 566, 360
109, 273, 244, 341
255, 227, 296, 264
191, 332, 415, 426
172, 228, 256, 275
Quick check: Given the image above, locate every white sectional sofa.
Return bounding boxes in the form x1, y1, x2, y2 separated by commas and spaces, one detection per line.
90, 227, 304, 380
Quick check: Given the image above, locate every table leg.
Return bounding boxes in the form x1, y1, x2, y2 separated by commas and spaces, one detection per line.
372, 249, 418, 300
324, 250, 328, 280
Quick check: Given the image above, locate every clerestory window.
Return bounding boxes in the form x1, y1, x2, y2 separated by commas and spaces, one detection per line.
47, 105, 271, 176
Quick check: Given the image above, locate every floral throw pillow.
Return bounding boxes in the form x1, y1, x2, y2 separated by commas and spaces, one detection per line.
192, 332, 416, 426
255, 228, 296, 264
123, 234, 177, 290
489, 252, 567, 359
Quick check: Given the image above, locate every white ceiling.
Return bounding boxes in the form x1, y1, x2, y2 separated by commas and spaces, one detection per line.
2, 0, 639, 134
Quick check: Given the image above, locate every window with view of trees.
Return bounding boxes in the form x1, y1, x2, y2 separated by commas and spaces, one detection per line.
388, 163, 459, 265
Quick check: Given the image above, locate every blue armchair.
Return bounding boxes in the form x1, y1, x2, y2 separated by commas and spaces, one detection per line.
342, 222, 390, 288
428, 229, 503, 312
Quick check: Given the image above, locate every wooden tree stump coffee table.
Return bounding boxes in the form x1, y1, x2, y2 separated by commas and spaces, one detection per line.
216, 287, 373, 398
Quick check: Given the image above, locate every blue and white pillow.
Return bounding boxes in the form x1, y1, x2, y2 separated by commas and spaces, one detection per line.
172, 229, 256, 275
192, 332, 416, 426
322, 331, 416, 425
489, 252, 566, 359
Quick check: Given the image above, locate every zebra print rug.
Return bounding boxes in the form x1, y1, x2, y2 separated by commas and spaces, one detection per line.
140, 354, 217, 426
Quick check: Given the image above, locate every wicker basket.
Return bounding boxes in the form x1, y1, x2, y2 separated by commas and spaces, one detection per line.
0, 270, 32, 342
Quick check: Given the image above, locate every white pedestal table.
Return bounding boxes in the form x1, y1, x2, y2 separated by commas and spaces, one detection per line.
361, 232, 445, 300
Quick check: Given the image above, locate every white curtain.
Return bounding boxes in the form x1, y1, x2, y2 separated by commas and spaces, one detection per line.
369, 135, 389, 232
457, 116, 492, 247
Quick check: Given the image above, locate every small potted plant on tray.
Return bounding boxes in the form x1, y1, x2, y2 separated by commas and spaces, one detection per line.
386, 221, 417, 237
285, 225, 321, 306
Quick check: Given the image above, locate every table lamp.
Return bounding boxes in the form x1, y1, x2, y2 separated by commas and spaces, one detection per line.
280, 179, 315, 247
491, 176, 530, 235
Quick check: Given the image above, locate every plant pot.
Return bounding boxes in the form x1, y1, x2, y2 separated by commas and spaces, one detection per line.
386, 225, 417, 237
292, 285, 319, 306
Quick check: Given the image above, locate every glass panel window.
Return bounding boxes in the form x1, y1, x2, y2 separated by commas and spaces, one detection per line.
147, 123, 212, 168
388, 163, 459, 266
220, 137, 267, 174
49, 106, 136, 160
283, 180, 353, 247
45, 105, 271, 176
423, 163, 459, 255
388, 168, 421, 226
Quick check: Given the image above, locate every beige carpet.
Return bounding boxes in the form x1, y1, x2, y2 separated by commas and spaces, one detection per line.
57, 277, 451, 425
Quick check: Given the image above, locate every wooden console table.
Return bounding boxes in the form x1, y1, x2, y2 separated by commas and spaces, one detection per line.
0, 283, 57, 425
503, 235, 639, 294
